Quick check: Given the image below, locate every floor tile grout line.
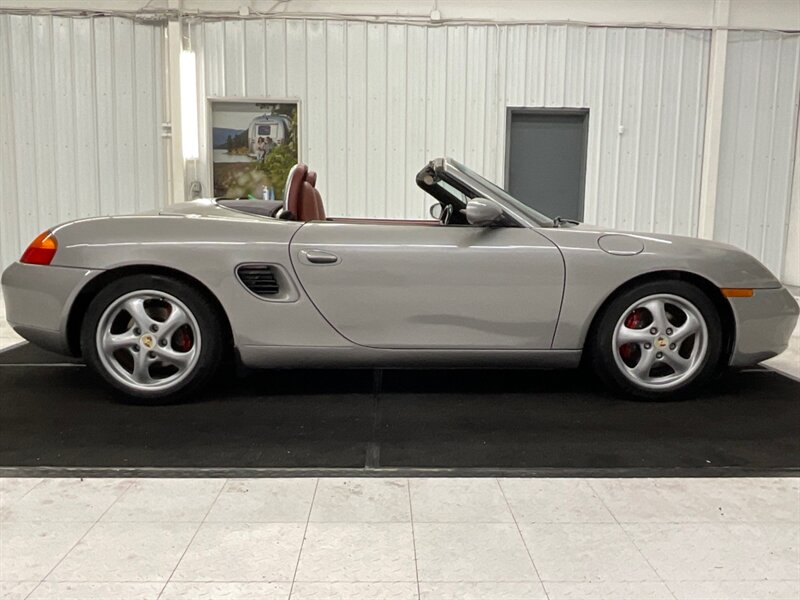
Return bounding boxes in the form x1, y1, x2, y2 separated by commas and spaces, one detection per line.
155, 478, 228, 600
495, 478, 551, 600
17, 577, 800, 584
406, 479, 422, 600
5, 517, 799, 525
585, 479, 679, 600
539, 577, 800, 583
1, 477, 47, 511
661, 579, 683, 599
17, 516, 800, 525
287, 477, 320, 600
29, 579, 438, 584
23, 479, 135, 600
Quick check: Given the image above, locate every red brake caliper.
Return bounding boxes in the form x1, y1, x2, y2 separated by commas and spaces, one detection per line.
624, 309, 644, 329
173, 327, 193, 352
620, 309, 645, 360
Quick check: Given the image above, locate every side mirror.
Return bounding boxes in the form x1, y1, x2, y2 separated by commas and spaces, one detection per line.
463, 198, 503, 226
429, 203, 444, 220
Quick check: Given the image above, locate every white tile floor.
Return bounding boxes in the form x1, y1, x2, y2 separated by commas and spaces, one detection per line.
763, 317, 800, 381
0, 478, 798, 599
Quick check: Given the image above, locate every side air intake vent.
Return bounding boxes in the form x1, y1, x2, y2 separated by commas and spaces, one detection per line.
237, 264, 280, 296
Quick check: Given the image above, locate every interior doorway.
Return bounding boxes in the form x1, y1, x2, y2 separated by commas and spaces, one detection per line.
505, 108, 589, 221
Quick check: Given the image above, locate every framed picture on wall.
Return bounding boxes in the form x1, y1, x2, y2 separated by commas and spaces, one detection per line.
209, 99, 298, 200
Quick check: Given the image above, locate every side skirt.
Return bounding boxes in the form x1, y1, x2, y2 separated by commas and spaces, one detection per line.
238, 345, 582, 369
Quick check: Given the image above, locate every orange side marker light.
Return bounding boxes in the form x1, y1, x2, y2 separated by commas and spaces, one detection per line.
721, 288, 754, 298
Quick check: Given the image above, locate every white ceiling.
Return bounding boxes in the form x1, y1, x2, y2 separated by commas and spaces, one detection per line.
0, 1, 797, 32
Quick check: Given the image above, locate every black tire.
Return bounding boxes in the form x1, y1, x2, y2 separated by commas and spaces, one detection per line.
589, 280, 724, 401
80, 274, 224, 404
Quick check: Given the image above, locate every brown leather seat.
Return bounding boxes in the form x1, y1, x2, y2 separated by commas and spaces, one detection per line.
312, 188, 326, 220
282, 163, 308, 219
283, 164, 326, 221
298, 179, 322, 221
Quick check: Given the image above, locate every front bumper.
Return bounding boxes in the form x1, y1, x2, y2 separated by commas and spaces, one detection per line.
729, 286, 800, 366
1, 262, 102, 355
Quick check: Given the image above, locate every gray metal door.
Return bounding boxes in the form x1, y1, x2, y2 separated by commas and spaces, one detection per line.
290, 221, 565, 349
506, 109, 588, 221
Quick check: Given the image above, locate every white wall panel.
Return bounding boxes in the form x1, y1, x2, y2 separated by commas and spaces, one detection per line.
715, 31, 800, 276
0, 15, 166, 269
344, 21, 367, 217
193, 20, 710, 238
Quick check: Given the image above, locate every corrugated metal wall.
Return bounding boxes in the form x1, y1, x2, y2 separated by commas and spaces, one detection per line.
715, 31, 800, 276
0, 15, 166, 269
192, 21, 710, 236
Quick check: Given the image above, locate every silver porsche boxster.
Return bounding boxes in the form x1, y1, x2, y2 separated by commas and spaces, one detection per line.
3, 158, 798, 402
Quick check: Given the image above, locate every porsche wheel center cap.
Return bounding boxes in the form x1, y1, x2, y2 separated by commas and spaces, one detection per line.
141, 334, 156, 349
655, 336, 668, 349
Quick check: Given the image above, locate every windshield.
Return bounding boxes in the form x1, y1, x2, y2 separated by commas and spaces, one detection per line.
449, 159, 553, 227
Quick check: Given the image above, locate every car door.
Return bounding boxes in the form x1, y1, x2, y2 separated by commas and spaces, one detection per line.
289, 221, 565, 349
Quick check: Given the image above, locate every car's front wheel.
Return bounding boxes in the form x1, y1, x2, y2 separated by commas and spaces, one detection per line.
80, 274, 223, 403
590, 280, 724, 400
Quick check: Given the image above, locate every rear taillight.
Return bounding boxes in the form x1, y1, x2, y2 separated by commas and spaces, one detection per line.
20, 230, 58, 265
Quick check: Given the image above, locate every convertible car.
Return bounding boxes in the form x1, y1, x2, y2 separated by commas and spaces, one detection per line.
2, 158, 798, 402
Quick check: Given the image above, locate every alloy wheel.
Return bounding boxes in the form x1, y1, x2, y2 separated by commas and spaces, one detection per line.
611, 293, 708, 391
95, 290, 202, 392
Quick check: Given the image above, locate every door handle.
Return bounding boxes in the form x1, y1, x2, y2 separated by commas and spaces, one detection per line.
300, 249, 340, 265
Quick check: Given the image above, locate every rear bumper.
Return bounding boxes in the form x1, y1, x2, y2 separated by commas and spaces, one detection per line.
729, 286, 799, 366
1, 262, 102, 355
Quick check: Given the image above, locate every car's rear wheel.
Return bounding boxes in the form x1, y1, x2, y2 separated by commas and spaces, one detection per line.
590, 280, 723, 400
80, 274, 223, 403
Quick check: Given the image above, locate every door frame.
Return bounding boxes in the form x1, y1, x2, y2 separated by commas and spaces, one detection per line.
504, 107, 590, 221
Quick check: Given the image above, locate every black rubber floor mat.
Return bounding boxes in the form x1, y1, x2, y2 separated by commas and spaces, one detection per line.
0, 365, 373, 469
1, 344, 798, 475
377, 369, 800, 470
